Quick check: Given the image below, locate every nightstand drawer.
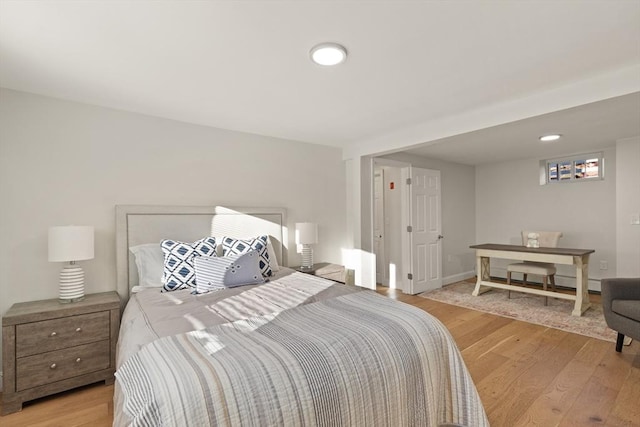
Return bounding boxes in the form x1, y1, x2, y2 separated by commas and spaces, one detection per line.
16, 340, 110, 391
16, 311, 110, 357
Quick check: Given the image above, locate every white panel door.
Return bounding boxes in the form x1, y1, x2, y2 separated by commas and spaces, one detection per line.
408, 167, 442, 294
373, 171, 386, 285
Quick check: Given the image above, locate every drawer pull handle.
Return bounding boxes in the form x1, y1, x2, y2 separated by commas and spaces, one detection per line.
50, 332, 57, 337
50, 363, 57, 369
75, 327, 82, 333
75, 358, 82, 363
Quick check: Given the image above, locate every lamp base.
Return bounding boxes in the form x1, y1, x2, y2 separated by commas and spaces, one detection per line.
59, 263, 85, 303
301, 245, 314, 270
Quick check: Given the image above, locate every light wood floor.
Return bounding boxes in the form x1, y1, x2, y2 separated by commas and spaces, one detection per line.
378, 285, 640, 427
1, 284, 638, 426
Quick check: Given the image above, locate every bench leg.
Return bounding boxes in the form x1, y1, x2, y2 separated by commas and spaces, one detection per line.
507, 272, 512, 299
543, 276, 548, 306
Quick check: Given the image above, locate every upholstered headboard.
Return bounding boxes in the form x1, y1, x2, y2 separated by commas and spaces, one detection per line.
115, 205, 288, 303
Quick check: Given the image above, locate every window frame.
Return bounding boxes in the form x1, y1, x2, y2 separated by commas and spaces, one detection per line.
539, 152, 604, 185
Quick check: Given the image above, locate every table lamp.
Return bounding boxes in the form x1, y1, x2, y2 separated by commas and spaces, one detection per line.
48, 225, 94, 303
295, 222, 318, 270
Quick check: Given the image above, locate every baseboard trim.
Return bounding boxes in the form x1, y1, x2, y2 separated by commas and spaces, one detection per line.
443, 271, 475, 286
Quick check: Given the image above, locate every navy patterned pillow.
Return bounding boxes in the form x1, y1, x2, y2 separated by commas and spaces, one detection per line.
161, 237, 217, 291
194, 250, 265, 294
222, 235, 272, 277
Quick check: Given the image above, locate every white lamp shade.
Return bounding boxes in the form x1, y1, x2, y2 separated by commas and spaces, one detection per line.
295, 222, 318, 245
48, 226, 95, 262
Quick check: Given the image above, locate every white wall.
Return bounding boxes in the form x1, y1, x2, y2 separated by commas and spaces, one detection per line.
379, 152, 477, 283
475, 148, 617, 290
615, 136, 640, 277
0, 89, 346, 374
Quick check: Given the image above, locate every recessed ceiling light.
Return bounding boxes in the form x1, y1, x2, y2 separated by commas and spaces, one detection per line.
539, 134, 562, 142
310, 43, 347, 66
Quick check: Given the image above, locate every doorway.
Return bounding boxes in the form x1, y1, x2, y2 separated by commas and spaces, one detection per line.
372, 159, 406, 290
374, 170, 387, 285
372, 158, 442, 294
373, 165, 404, 288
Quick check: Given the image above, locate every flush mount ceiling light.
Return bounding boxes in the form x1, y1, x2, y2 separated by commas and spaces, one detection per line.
539, 134, 562, 142
310, 43, 347, 66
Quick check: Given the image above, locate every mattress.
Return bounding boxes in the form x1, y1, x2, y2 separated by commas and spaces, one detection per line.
113, 269, 488, 426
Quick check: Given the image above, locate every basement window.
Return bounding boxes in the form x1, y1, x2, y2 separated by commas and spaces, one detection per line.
540, 152, 604, 185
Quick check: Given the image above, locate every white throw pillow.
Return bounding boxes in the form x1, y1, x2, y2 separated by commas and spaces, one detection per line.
129, 243, 165, 288
266, 237, 280, 272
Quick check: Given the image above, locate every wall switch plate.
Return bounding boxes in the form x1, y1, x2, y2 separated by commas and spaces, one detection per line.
599, 260, 608, 270
631, 213, 640, 225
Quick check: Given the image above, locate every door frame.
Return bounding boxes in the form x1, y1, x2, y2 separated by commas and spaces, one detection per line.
370, 158, 443, 294
371, 158, 411, 292
373, 168, 387, 285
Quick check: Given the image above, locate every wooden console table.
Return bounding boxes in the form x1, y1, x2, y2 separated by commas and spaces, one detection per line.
469, 244, 595, 316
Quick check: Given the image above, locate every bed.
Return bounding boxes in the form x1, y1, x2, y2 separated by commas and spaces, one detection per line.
113, 205, 489, 426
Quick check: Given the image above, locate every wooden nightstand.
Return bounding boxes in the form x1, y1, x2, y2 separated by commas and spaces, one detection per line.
1, 292, 120, 415
294, 263, 346, 283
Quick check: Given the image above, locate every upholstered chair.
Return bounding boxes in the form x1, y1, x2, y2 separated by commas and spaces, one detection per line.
601, 278, 640, 352
507, 231, 563, 305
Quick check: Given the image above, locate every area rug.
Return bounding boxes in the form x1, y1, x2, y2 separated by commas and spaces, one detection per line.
420, 281, 631, 344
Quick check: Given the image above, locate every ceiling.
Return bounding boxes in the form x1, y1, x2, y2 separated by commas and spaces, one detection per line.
1, 1, 639, 164
403, 92, 640, 165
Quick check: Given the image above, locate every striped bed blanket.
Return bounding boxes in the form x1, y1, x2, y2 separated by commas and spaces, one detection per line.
115, 291, 488, 426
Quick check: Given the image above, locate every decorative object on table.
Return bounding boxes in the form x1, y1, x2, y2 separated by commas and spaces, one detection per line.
507, 231, 563, 305
525, 232, 540, 248
48, 225, 94, 303
601, 277, 639, 352
295, 222, 317, 270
